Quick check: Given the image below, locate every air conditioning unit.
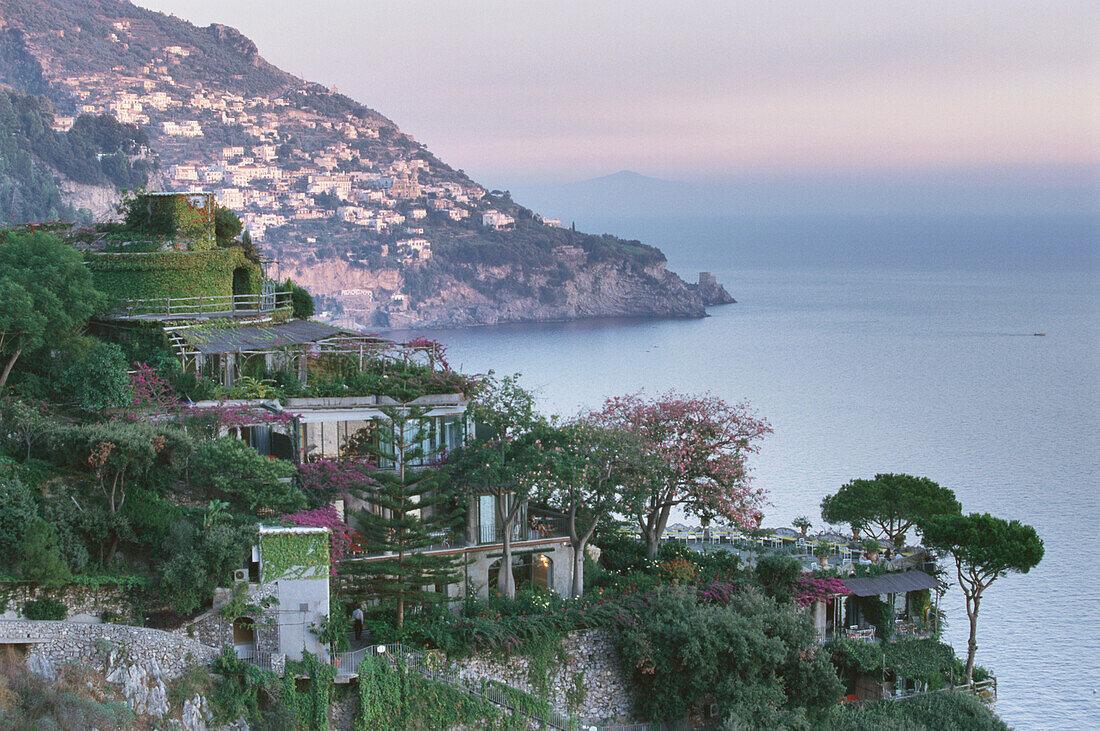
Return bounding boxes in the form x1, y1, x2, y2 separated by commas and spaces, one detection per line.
233, 568, 249, 583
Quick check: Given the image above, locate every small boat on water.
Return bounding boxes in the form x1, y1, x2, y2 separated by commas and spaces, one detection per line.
1033, 333, 1046, 336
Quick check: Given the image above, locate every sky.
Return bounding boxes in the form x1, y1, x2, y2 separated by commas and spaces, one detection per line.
134, 1, 1098, 190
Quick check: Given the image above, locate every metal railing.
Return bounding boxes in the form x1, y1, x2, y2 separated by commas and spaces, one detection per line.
478, 507, 570, 545
888, 677, 997, 702
111, 289, 292, 318
237, 648, 276, 671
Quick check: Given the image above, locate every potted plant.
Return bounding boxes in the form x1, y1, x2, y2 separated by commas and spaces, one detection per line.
862, 537, 881, 563
793, 516, 812, 539
813, 543, 832, 567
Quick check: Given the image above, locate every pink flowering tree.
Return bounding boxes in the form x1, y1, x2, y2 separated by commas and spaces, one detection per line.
129, 362, 182, 414
792, 576, 850, 607
297, 458, 377, 508
280, 505, 352, 575
588, 391, 772, 558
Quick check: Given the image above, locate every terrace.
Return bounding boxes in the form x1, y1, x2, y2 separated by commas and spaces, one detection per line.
108, 287, 292, 320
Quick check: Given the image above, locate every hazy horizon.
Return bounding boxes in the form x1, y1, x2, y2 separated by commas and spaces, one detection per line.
134, 0, 1098, 203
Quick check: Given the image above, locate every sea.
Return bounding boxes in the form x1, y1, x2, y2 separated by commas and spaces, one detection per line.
396, 212, 1099, 729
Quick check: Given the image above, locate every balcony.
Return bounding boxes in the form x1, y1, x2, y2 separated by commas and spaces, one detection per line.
477, 506, 570, 545
344, 507, 570, 562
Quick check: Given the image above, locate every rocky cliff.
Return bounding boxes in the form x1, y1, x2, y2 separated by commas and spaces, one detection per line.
0, 0, 736, 330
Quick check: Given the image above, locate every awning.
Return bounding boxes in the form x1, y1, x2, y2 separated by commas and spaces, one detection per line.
840, 570, 940, 597
290, 405, 466, 423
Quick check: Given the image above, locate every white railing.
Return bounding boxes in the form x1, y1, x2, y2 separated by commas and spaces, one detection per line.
112, 289, 292, 317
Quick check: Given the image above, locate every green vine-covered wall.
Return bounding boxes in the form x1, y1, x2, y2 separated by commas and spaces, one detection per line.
260, 531, 330, 582
123, 192, 216, 250
85, 247, 262, 304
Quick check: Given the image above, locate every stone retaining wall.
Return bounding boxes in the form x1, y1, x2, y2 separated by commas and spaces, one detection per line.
0, 582, 134, 622
0, 620, 218, 678
455, 628, 638, 724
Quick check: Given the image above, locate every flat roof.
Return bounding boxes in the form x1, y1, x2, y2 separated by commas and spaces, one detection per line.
841, 570, 940, 597
259, 525, 330, 534
180, 320, 354, 354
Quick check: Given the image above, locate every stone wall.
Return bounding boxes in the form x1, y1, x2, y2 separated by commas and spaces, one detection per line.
176, 583, 280, 654
455, 628, 638, 724
0, 582, 134, 623
0, 620, 218, 678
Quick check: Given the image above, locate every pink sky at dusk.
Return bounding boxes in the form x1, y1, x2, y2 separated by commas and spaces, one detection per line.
135, 1, 1098, 186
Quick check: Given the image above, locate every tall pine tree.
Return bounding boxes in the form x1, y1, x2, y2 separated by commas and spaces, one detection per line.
343, 404, 464, 627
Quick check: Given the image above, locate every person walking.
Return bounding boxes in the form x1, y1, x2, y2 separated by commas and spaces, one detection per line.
352, 605, 364, 642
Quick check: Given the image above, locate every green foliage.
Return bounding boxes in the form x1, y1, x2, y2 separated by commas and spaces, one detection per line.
260, 529, 329, 582
118, 191, 217, 249
0, 229, 106, 389
312, 609, 351, 653
828, 691, 1008, 730
85, 245, 263, 306
19, 519, 72, 586
214, 206, 243, 247
0, 90, 150, 224
209, 647, 287, 726
920, 513, 1044, 580
821, 474, 961, 547
282, 651, 335, 730
0, 474, 38, 558
858, 595, 895, 641
160, 520, 255, 614
281, 278, 315, 318
754, 553, 803, 603
50, 420, 192, 513
919, 512, 1043, 680
22, 597, 66, 620
829, 639, 964, 688
0, 656, 136, 729
356, 653, 523, 731
0, 399, 54, 460
191, 437, 302, 514
60, 342, 131, 412
617, 586, 843, 726
597, 531, 650, 574
342, 405, 464, 626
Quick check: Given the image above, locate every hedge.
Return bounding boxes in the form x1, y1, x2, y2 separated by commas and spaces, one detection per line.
84, 246, 262, 303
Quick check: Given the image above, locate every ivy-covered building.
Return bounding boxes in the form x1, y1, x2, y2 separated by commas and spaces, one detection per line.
191, 525, 331, 666
83, 192, 574, 608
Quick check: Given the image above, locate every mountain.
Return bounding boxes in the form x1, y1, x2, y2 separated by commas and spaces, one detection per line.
0, 0, 731, 328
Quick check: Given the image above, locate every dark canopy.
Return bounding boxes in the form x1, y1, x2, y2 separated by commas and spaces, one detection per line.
841, 570, 940, 597
180, 320, 357, 354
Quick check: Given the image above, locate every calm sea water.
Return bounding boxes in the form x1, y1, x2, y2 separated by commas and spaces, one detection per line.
397, 214, 1099, 729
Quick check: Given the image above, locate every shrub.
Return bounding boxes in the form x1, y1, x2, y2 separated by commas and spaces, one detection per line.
19, 520, 72, 586
595, 532, 648, 574
159, 520, 255, 615
60, 342, 131, 412
617, 586, 842, 725
190, 437, 302, 514
0, 475, 39, 558
23, 598, 67, 620
754, 553, 803, 603
829, 690, 1008, 730
282, 279, 315, 319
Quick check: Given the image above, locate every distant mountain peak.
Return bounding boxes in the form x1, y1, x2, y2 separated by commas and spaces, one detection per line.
581, 170, 674, 185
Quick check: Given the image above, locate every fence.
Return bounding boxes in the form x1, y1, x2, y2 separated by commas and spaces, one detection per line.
111, 289, 291, 317
888, 677, 997, 702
